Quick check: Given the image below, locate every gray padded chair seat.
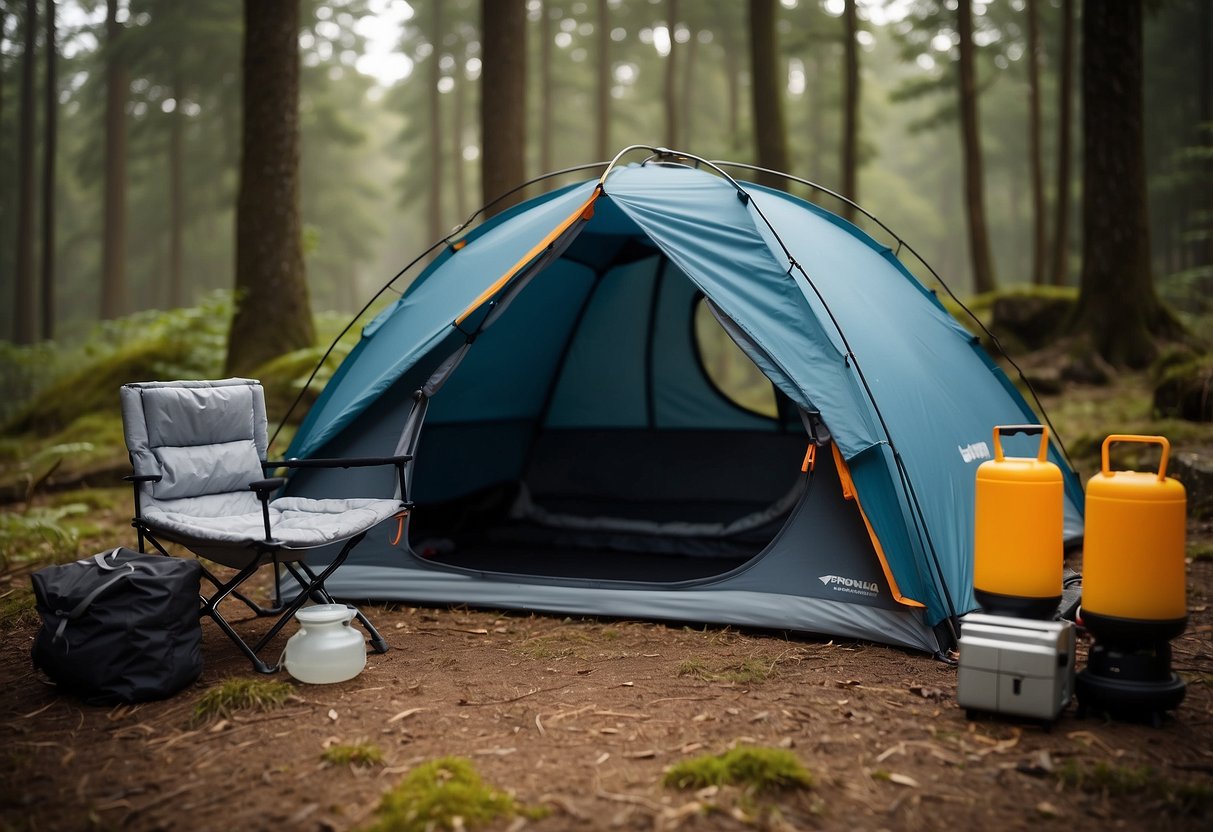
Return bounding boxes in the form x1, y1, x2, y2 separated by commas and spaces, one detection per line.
143, 496, 402, 549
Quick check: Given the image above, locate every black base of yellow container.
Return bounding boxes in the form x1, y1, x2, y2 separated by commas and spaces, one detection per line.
1075, 641, 1186, 726
1081, 610, 1188, 644
974, 588, 1060, 621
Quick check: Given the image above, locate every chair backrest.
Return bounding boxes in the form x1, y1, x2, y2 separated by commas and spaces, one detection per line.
121, 379, 269, 505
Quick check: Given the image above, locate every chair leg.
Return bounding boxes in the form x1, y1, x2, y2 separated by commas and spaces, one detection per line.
198, 559, 281, 674
249, 533, 367, 655
282, 558, 390, 654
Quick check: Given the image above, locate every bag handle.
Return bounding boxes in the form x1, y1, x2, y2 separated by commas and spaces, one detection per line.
52, 549, 147, 647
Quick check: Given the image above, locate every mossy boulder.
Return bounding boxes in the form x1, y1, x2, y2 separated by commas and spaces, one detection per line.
3, 335, 220, 437
988, 287, 1078, 353
1152, 352, 1212, 422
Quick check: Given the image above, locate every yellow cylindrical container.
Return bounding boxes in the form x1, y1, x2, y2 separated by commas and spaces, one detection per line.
1082, 435, 1187, 638
974, 425, 1064, 618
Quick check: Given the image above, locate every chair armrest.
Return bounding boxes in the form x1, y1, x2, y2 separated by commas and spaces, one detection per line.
124, 473, 163, 483
263, 455, 413, 506
262, 454, 412, 470
249, 478, 286, 543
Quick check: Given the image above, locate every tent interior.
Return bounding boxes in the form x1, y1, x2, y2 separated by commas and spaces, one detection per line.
401, 205, 855, 584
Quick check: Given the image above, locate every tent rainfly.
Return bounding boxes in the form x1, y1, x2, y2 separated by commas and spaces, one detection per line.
283, 151, 1084, 654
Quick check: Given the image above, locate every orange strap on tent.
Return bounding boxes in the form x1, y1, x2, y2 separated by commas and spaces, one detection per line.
800, 443, 817, 473
455, 188, 601, 326
389, 510, 409, 546
829, 444, 925, 610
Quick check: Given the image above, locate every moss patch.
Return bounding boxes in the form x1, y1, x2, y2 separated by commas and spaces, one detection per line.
192, 678, 294, 724
663, 746, 813, 794
677, 656, 778, 685
1056, 760, 1212, 815
0, 589, 39, 632
364, 756, 547, 832
322, 741, 385, 768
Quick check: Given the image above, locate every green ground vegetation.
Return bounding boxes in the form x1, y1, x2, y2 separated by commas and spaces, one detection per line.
191, 677, 295, 724
1055, 760, 1212, 816
663, 746, 814, 795
676, 656, 780, 685
364, 757, 548, 832
322, 741, 385, 768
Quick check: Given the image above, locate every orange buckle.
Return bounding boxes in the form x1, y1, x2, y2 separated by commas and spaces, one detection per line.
801, 443, 817, 473
389, 510, 409, 546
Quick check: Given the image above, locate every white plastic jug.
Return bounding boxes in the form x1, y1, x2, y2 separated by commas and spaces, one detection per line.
283, 604, 366, 684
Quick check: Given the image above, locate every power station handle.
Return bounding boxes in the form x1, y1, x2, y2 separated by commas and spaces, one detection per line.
1101, 434, 1170, 481
992, 424, 1049, 463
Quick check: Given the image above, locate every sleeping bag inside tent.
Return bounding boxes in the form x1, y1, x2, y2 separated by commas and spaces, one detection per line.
283, 159, 1084, 654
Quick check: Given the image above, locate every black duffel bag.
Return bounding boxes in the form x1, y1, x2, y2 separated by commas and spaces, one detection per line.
31, 547, 203, 704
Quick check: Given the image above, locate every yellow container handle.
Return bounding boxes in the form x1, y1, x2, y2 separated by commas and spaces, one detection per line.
992, 425, 1049, 463
1101, 434, 1170, 481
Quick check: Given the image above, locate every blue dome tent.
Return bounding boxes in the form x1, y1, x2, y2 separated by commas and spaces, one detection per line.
283, 149, 1083, 654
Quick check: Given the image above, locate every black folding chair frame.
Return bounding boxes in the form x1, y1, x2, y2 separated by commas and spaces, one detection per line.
128, 454, 411, 674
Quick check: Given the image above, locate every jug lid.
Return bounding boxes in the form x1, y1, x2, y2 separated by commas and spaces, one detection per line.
295, 603, 354, 625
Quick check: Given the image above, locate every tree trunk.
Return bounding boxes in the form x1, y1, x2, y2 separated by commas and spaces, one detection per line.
724, 25, 741, 153
427, 2, 445, 242
226, 0, 314, 376
1072, 0, 1175, 368
1027, 0, 1045, 285
101, 0, 128, 320
1199, 0, 1212, 269
956, 0, 997, 293
168, 73, 186, 308
1049, 0, 1074, 286
41, 0, 57, 340
14, 0, 38, 345
840, 0, 859, 221
480, 0, 527, 216
748, 0, 789, 189
679, 25, 697, 152
539, 0, 553, 177
453, 57, 468, 217
595, 0, 610, 160
664, 0, 679, 148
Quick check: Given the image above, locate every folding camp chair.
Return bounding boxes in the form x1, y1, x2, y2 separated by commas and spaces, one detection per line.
120, 378, 411, 674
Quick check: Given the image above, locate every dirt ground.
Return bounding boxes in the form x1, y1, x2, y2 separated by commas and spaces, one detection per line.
1, 521, 1212, 832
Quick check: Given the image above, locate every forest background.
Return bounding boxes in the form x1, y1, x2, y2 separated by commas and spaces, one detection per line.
0, 0, 1211, 426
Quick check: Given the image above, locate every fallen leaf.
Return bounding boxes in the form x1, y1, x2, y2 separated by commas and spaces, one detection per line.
595, 752, 610, 765
1016, 750, 1054, 778
1036, 801, 1061, 818
623, 750, 657, 759
876, 742, 906, 764
887, 773, 919, 788
388, 707, 426, 724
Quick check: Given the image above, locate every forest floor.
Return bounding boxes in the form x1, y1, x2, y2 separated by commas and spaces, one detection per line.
1, 376, 1213, 831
